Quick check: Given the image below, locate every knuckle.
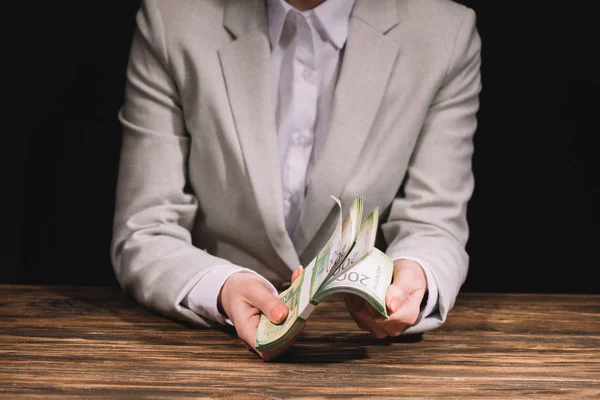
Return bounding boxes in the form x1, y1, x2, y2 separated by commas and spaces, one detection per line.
258, 294, 278, 311
237, 332, 252, 346
381, 325, 401, 337
268, 296, 282, 307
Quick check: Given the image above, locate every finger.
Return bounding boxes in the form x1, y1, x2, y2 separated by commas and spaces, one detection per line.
236, 306, 295, 360
291, 265, 304, 283
347, 293, 409, 337
245, 281, 289, 324
363, 300, 381, 318
345, 295, 387, 338
385, 283, 409, 315
387, 260, 427, 314
386, 296, 423, 326
231, 303, 262, 347
344, 295, 369, 331
373, 310, 408, 336
373, 292, 424, 335
382, 327, 405, 337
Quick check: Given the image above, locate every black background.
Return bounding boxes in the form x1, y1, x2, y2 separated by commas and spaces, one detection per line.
7, 1, 599, 294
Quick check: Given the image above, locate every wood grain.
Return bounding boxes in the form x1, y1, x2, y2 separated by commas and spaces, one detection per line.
0, 285, 598, 399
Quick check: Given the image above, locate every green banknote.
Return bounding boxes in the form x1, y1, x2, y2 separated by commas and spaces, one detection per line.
255, 195, 394, 352
255, 269, 305, 352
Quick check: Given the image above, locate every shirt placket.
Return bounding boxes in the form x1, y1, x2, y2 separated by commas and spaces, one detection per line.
283, 12, 318, 234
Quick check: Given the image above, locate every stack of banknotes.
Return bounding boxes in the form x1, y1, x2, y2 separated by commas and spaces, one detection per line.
255, 195, 394, 352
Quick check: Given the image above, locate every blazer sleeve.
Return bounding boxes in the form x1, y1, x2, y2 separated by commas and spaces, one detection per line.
381, 8, 482, 334
111, 0, 234, 327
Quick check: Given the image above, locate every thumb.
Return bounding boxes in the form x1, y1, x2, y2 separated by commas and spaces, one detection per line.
386, 260, 426, 314
248, 282, 289, 324
386, 264, 414, 314
385, 283, 408, 314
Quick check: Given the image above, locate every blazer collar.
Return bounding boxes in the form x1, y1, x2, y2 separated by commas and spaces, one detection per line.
220, 0, 403, 264
223, 0, 268, 38
223, 0, 400, 38
292, 0, 402, 256
352, 0, 400, 34
266, 0, 355, 50
220, 0, 300, 276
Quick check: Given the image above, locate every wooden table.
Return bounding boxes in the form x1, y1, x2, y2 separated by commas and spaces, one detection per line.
0, 285, 598, 399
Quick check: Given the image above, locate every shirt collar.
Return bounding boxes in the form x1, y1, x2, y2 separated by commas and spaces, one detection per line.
267, 0, 355, 50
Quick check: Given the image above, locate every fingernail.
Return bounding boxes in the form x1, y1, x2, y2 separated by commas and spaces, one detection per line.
389, 297, 401, 313
272, 306, 284, 322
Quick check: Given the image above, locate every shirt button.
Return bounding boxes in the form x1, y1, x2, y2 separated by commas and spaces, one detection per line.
302, 68, 313, 82
295, 132, 313, 146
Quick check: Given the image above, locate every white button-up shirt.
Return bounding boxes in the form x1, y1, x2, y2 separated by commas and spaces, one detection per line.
184, 0, 438, 326
268, 0, 354, 235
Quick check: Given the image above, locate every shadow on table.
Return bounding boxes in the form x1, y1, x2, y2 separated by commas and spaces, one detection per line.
273, 332, 423, 363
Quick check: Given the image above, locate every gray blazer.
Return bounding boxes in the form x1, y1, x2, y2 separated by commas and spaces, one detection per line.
111, 0, 481, 334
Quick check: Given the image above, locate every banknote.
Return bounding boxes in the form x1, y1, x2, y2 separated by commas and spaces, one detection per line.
255, 269, 306, 352
315, 247, 393, 317
255, 195, 394, 352
308, 196, 362, 300
327, 206, 379, 283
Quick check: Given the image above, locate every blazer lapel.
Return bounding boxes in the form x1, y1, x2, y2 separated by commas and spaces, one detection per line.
219, 0, 300, 271
293, 0, 401, 256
